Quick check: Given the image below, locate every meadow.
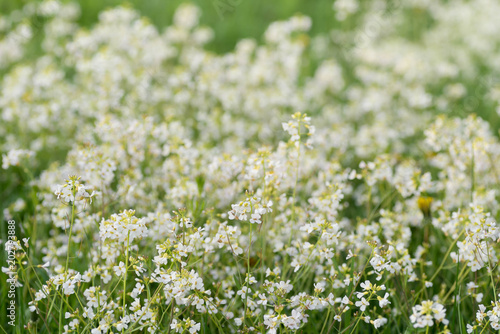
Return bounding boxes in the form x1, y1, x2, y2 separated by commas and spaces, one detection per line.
2, 0, 500, 333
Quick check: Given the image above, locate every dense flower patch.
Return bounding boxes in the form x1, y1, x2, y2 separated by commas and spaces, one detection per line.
2, 0, 500, 333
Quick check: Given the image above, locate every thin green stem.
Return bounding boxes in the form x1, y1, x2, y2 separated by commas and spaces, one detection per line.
243, 223, 253, 327
60, 195, 76, 333
479, 321, 490, 334
416, 229, 465, 298
470, 141, 475, 203
123, 231, 130, 332
487, 244, 497, 304
65, 197, 76, 270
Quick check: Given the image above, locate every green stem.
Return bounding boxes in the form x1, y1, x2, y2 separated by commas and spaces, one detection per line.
416, 229, 465, 298
349, 313, 363, 334
243, 223, 253, 327
65, 199, 76, 270
470, 141, 475, 203
283, 124, 301, 277
479, 321, 490, 334
320, 308, 331, 334
60, 197, 76, 333
487, 244, 497, 304
123, 231, 130, 332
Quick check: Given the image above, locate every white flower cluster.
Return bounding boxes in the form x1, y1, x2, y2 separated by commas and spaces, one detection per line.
2, 149, 34, 169
4, 0, 500, 332
54, 175, 94, 203
410, 300, 448, 328
99, 209, 147, 243
282, 112, 315, 149
467, 301, 500, 332
228, 196, 273, 224
170, 318, 201, 334
448, 205, 500, 272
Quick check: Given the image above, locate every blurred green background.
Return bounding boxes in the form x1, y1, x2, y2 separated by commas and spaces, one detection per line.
1, 0, 497, 146
0, 0, 336, 53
